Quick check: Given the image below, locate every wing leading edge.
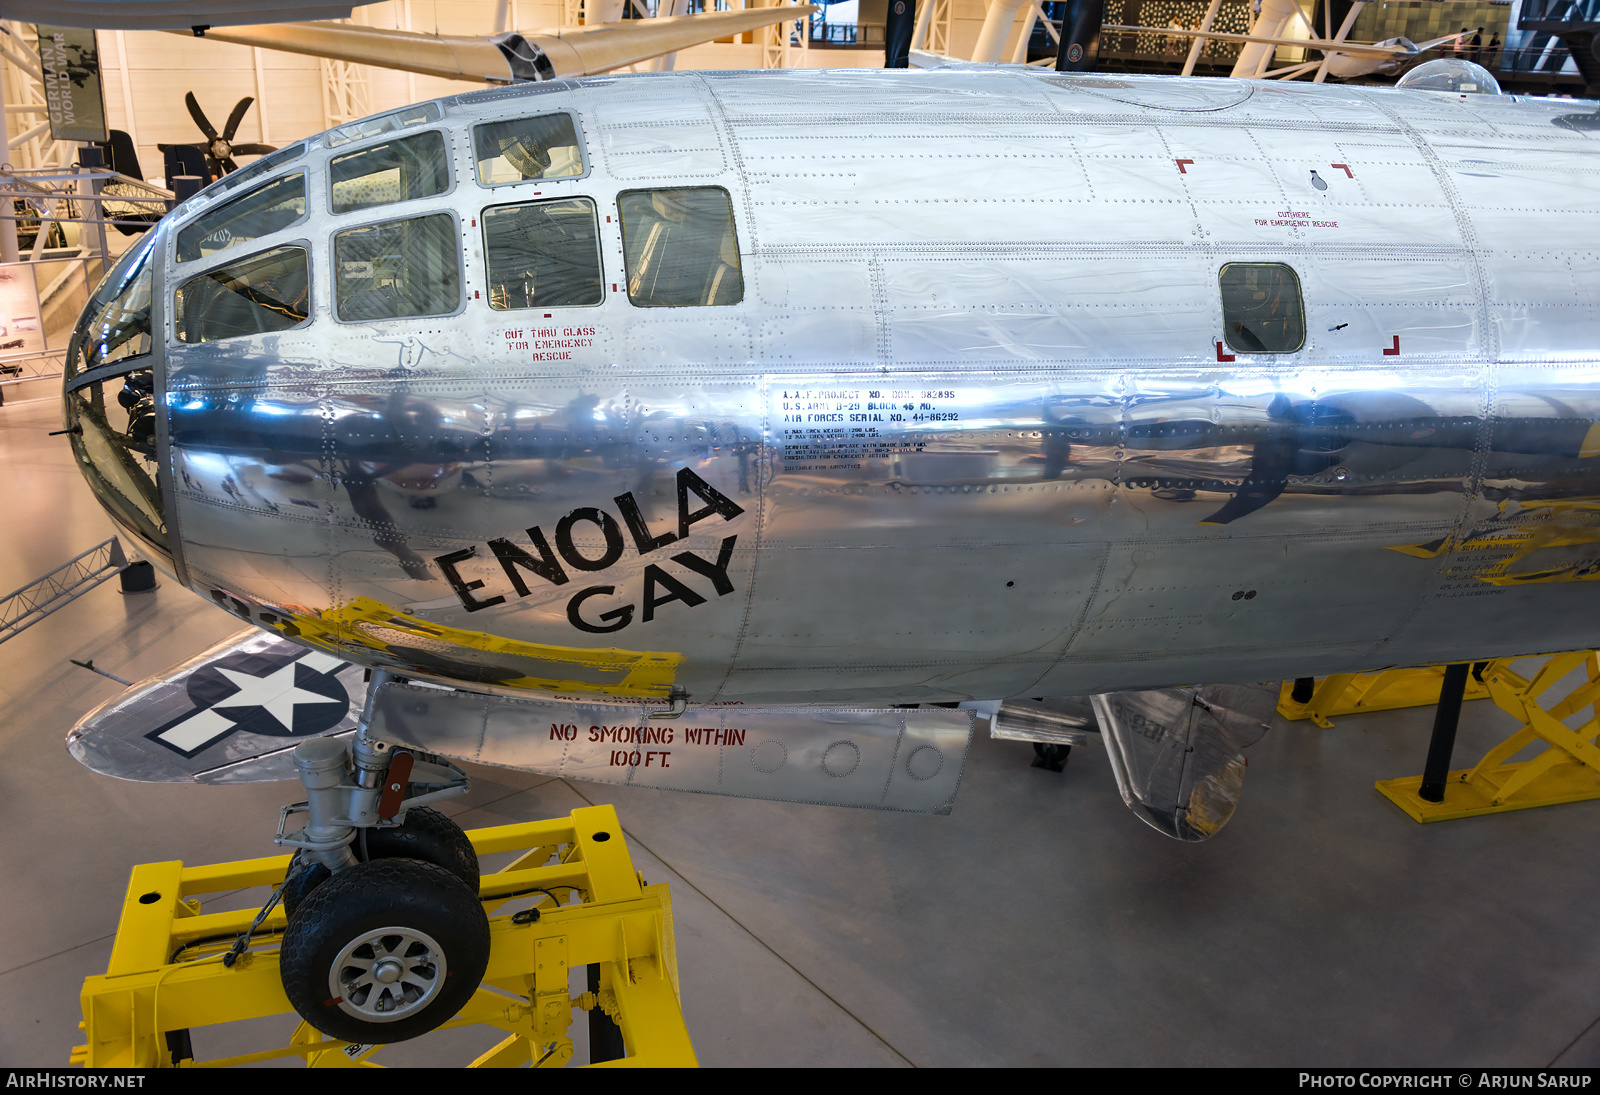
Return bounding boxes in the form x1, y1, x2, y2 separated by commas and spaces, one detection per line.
182, 8, 820, 84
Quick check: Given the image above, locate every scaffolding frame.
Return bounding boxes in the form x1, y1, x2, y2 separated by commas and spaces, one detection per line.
0, 536, 128, 644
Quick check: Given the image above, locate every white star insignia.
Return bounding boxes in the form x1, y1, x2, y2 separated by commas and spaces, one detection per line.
213, 662, 340, 732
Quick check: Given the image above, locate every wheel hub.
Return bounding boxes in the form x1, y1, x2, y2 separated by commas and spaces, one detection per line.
330, 926, 447, 1022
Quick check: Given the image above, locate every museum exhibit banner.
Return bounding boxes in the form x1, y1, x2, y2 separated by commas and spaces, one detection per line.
35, 25, 108, 144
0, 263, 47, 360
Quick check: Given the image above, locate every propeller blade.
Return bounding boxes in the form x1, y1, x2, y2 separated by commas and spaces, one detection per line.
185, 92, 218, 140
222, 97, 254, 141
229, 144, 278, 155
219, 157, 241, 175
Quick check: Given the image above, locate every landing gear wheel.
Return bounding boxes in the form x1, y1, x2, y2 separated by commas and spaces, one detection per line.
281, 853, 329, 918
280, 858, 490, 1044
280, 807, 479, 917
360, 806, 479, 892
1031, 742, 1071, 772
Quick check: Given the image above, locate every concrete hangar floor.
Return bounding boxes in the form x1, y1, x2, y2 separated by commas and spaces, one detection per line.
4, 393, 1600, 1069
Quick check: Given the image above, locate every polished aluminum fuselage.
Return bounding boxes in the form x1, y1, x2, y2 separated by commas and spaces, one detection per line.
127, 70, 1600, 705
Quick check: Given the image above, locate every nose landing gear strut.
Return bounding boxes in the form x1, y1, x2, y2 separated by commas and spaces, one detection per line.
275, 669, 484, 1043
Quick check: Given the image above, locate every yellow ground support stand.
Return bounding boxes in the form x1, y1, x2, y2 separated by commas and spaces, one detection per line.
71, 804, 697, 1068
1376, 651, 1600, 822
1277, 663, 1499, 729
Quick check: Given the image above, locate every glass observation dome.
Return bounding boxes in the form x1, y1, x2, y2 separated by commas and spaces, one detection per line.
1396, 59, 1503, 95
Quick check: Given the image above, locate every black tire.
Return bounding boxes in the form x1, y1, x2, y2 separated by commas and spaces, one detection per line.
360, 806, 479, 893
281, 853, 330, 918
1031, 742, 1071, 771
282, 808, 478, 918
281, 858, 490, 1045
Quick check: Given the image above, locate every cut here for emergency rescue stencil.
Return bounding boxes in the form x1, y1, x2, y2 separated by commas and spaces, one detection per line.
433, 466, 745, 634
1257, 210, 1340, 228
502, 325, 598, 362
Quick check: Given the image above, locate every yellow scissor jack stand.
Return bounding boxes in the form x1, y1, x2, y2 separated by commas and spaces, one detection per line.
1377, 651, 1600, 822
1277, 663, 1498, 729
72, 805, 697, 1068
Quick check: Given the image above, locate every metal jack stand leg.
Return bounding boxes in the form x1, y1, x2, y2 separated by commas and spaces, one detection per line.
1418, 662, 1471, 803
1380, 649, 1600, 822
1277, 659, 1497, 729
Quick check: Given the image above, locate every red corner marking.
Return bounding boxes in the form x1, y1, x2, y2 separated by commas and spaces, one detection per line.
1332, 163, 1354, 178
1216, 341, 1236, 363
1176, 159, 1195, 174
1383, 336, 1401, 356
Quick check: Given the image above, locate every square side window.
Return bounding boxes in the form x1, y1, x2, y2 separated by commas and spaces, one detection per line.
334, 213, 461, 322
617, 187, 743, 309
175, 173, 307, 264
1220, 263, 1305, 354
175, 245, 310, 343
474, 114, 584, 185
330, 130, 450, 215
483, 197, 604, 310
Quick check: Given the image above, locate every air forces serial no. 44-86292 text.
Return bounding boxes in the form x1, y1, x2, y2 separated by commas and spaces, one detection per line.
61, 67, 1600, 1043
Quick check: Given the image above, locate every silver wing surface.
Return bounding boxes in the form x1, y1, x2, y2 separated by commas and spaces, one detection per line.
68, 629, 364, 784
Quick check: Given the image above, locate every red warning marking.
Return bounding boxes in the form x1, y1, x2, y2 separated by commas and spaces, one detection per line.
612, 283, 618, 292
1383, 336, 1401, 356
1216, 341, 1236, 363
1176, 159, 1195, 174
1331, 163, 1353, 178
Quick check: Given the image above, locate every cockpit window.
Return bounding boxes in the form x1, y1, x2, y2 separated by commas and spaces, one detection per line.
175, 172, 307, 263
327, 102, 443, 148
483, 197, 603, 309
617, 187, 743, 308
334, 213, 460, 321
330, 131, 450, 215
175, 246, 310, 343
474, 114, 584, 185
65, 232, 155, 383
62, 234, 167, 555
213, 141, 307, 196
68, 369, 167, 553
1220, 263, 1305, 354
